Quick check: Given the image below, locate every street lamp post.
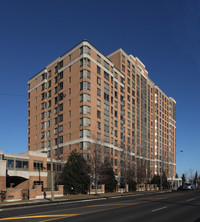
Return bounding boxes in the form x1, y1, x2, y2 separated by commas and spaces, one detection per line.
172, 150, 183, 190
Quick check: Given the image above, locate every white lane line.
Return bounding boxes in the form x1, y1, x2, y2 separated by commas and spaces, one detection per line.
152, 206, 167, 212
0, 209, 3, 211
187, 198, 195, 202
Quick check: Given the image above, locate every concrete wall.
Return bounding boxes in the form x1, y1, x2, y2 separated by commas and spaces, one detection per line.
0, 160, 6, 190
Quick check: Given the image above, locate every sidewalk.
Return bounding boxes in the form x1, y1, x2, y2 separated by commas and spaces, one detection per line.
0, 190, 170, 210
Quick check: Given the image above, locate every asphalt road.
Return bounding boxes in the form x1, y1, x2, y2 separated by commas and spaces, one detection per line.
0, 190, 200, 222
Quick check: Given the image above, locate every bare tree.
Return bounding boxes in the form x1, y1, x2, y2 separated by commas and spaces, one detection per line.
89, 137, 104, 194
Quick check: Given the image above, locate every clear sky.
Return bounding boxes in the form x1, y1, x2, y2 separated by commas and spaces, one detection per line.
0, 0, 199, 179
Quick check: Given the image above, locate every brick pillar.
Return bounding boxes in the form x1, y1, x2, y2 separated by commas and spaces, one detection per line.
125, 184, 129, 192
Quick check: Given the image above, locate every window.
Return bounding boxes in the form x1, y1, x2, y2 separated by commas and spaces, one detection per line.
48, 80, 51, 88
104, 92, 109, 102
7, 159, 14, 168
80, 58, 90, 67
41, 102, 47, 110
80, 93, 91, 102
104, 82, 109, 91
41, 92, 47, 100
58, 92, 64, 101
41, 112, 47, 120
58, 114, 63, 122
42, 73, 47, 80
80, 142, 90, 150
97, 77, 101, 85
80, 46, 91, 55
104, 60, 109, 70
58, 103, 63, 111
97, 88, 101, 97
60, 147, 63, 154
48, 90, 51, 98
58, 60, 63, 69
97, 121, 101, 130
97, 66, 101, 74
97, 110, 101, 119
58, 71, 63, 80
132, 65, 135, 72
80, 81, 90, 90
80, 69, 91, 79
80, 105, 91, 114
122, 65, 125, 72
33, 161, 44, 171
58, 125, 63, 132
122, 55, 125, 63
58, 82, 63, 90
97, 55, 101, 63
48, 70, 52, 78
127, 60, 130, 68
55, 87, 58, 94
54, 76, 58, 84
58, 136, 63, 144
80, 129, 90, 138
104, 104, 109, 113
104, 71, 109, 81
97, 99, 101, 107
80, 117, 91, 126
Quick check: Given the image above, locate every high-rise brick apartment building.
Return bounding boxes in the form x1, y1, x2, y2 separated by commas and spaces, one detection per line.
28, 40, 176, 182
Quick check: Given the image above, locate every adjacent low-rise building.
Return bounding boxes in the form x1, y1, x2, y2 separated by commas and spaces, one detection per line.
0, 150, 64, 201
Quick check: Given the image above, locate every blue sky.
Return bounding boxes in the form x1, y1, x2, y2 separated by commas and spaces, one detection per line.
0, 0, 199, 178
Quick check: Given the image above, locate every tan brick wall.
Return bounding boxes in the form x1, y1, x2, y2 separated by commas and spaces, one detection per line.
0, 176, 6, 190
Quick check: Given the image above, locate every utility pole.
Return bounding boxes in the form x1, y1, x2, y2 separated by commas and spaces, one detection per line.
50, 144, 54, 201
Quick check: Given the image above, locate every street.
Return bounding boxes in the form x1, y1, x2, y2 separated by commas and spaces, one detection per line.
0, 190, 200, 222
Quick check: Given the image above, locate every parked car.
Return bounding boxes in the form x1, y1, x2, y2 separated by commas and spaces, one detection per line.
177, 185, 184, 191
187, 183, 195, 190
177, 183, 194, 191
185, 183, 192, 190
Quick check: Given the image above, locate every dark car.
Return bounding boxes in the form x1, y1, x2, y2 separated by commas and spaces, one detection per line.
177, 185, 184, 191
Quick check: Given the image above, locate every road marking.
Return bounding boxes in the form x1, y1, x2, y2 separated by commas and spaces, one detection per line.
0, 214, 79, 221
187, 198, 195, 202
40, 203, 139, 222
152, 206, 167, 212
88, 203, 138, 207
